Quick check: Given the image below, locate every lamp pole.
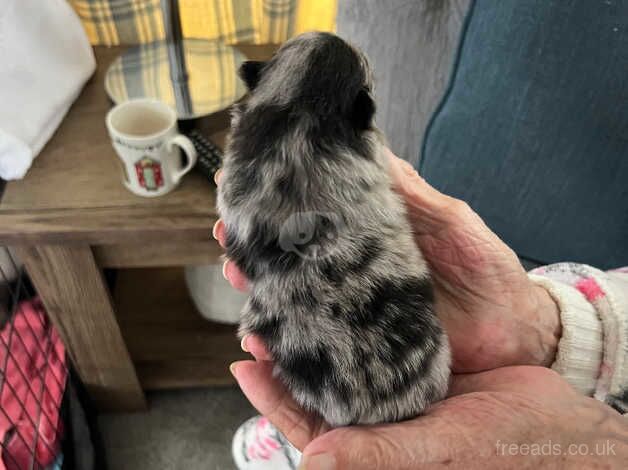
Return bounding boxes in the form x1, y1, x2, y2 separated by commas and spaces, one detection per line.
160, 0, 193, 117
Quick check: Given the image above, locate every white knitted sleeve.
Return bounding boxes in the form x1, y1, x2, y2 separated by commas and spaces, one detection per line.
528, 273, 603, 396
528, 264, 628, 413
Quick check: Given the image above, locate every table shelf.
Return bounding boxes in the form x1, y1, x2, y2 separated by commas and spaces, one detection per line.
0, 45, 278, 411
113, 267, 248, 390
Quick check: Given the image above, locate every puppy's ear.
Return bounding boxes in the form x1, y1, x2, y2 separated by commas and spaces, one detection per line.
238, 61, 266, 90
350, 88, 375, 130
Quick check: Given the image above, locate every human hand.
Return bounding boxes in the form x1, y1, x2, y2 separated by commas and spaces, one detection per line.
382, 147, 561, 371
231, 347, 627, 469
213, 148, 561, 372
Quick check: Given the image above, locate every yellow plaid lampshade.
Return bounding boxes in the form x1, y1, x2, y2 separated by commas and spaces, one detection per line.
69, 0, 337, 46
104, 39, 248, 114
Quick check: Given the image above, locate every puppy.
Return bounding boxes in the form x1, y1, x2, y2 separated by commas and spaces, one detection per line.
217, 32, 450, 426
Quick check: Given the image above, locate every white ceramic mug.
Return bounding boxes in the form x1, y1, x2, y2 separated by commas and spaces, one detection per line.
106, 99, 197, 197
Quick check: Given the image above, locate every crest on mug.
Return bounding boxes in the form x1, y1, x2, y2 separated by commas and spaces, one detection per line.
135, 157, 163, 191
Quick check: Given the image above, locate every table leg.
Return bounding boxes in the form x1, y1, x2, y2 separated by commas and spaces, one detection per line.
13, 244, 146, 412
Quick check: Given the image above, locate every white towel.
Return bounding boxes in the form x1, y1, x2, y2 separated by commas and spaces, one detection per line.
0, 0, 95, 180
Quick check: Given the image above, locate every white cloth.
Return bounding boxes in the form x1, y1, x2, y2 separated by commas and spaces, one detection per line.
0, 0, 95, 180
232, 416, 302, 470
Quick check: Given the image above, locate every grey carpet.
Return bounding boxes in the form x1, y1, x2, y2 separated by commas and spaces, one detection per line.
99, 387, 255, 470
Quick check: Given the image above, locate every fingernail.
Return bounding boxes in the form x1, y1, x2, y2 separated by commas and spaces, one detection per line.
298, 453, 336, 470
222, 260, 229, 280
240, 335, 249, 352
229, 362, 238, 377
214, 168, 222, 184
212, 220, 220, 240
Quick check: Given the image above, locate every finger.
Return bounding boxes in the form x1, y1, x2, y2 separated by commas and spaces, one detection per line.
231, 360, 328, 450
385, 147, 453, 210
301, 419, 447, 470
222, 259, 249, 292
384, 147, 467, 232
215, 225, 250, 291
212, 219, 227, 248
241, 334, 273, 361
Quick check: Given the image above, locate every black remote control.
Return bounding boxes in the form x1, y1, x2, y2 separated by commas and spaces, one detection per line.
186, 129, 223, 182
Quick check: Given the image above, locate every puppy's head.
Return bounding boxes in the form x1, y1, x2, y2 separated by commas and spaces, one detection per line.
238, 32, 375, 130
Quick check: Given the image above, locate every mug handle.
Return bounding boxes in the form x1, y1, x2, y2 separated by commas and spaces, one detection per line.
168, 134, 198, 184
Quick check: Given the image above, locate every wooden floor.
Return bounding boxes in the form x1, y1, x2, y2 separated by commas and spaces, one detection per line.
113, 268, 248, 390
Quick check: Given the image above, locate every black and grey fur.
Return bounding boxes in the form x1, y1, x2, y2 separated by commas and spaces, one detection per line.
217, 32, 450, 426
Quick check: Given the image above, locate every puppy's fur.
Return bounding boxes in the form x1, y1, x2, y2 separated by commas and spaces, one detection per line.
217, 32, 450, 426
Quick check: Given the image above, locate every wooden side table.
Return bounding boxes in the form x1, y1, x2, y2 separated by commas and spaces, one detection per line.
0, 46, 271, 412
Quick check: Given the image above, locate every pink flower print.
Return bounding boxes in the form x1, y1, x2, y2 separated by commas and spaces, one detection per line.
264, 437, 281, 450
575, 277, 605, 302
244, 415, 282, 461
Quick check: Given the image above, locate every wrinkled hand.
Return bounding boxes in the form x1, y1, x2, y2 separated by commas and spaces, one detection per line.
231, 342, 627, 469
216, 149, 625, 469
383, 148, 561, 371
213, 148, 561, 372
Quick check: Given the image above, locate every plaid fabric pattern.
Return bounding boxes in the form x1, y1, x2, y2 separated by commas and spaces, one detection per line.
105, 39, 247, 110
69, 0, 336, 46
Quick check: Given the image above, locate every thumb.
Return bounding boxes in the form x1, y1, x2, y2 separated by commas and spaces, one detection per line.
385, 147, 461, 232
299, 420, 446, 470
299, 427, 406, 470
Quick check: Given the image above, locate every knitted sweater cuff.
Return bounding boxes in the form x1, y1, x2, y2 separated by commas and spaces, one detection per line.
529, 264, 628, 413
528, 274, 603, 396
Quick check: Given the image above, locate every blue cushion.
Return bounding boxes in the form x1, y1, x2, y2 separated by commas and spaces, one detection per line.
420, 0, 628, 269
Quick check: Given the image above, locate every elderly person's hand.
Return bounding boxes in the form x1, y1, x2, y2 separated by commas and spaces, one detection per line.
216, 149, 628, 469
230, 349, 627, 469
213, 148, 562, 372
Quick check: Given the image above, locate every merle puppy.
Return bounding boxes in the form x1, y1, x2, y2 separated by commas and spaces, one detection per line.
217, 32, 450, 426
